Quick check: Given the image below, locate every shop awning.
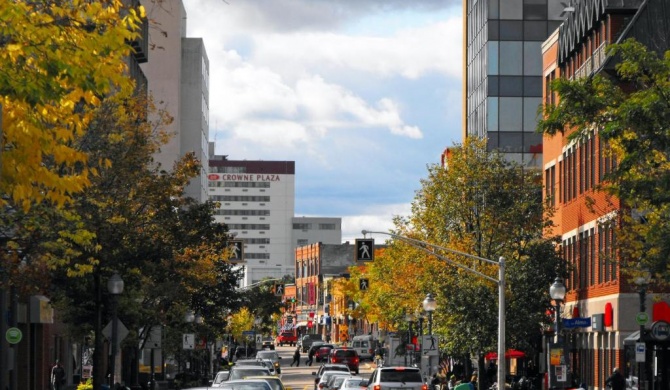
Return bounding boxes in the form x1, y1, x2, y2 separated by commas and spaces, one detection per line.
623, 331, 641, 346
485, 349, 526, 360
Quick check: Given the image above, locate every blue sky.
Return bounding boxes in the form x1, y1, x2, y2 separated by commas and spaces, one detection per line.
183, 0, 464, 242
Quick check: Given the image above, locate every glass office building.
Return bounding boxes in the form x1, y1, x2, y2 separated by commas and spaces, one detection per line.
464, 0, 566, 167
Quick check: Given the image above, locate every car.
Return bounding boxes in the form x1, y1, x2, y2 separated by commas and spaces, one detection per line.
351, 335, 377, 361
215, 379, 274, 390
211, 370, 231, 387
262, 337, 276, 350
315, 344, 336, 362
340, 377, 368, 390
312, 364, 351, 390
316, 372, 351, 390
235, 359, 277, 375
276, 332, 298, 347
227, 365, 272, 381
329, 348, 360, 374
367, 366, 428, 390
245, 376, 291, 390
306, 341, 325, 358
235, 345, 258, 359
301, 334, 324, 352
256, 350, 282, 374
324, 374, 351, 390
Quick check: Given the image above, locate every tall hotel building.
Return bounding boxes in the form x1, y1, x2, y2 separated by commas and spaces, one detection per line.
140, 0, 210, 202
464, 0, 566, 166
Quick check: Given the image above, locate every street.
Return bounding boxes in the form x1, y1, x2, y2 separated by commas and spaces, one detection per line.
272, 345, 375, 390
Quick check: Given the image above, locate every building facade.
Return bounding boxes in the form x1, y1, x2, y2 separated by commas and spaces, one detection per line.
464, 0, 565, 167
208, 155, 296, 286
292, 217, 342, 248
140, 0, 210, 202
541, 0, 670, 389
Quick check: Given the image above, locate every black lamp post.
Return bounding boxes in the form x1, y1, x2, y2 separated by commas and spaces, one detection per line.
423, 293, 437, 335
549, 277, 566, 389
107, 273, 124, 387
634, 269, 651, 390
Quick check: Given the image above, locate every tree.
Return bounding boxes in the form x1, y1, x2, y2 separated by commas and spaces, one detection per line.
0, 0, 145, 210
366, 138, 562, 388
538, 39, 670, 283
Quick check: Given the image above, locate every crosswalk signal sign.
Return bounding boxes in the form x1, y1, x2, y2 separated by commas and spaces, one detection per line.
274, 283, 284, 297
355, 239, 374, 261
228, 240, 244, 262
359, 278, 369, 291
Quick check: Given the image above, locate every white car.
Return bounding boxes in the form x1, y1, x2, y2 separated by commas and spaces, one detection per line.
366, 366, 427, 390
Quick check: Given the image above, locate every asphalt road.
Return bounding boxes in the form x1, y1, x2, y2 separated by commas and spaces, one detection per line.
273, 345, 375, 390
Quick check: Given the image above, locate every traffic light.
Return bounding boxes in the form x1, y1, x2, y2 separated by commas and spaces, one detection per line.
274, 283, 284, 297
290, 297, 296, 303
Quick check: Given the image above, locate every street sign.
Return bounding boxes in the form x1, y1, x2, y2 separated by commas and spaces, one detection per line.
6, 327, 22, 344
359, 278, 369, 291
183, 333, 195, 350
562, 317, 591, 329
421, 335, 438, 356
636, 342, 646, 362
274, 283, 284, 296
636, 312, 649, 326
102, 320, 129, 349
650, 321, 670, 341
355, 239, 374, 261
242, 330, 255, 336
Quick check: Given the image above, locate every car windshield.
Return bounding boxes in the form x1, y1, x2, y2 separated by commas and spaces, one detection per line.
344, 378, 367, 388
380, 369, 423, 382
220, 381, 272, 390
229, 368, 271, 380
322, 366, 350, 374
334, 350, 356, 357
322, 372, 349, 383
213, 371, 230, 384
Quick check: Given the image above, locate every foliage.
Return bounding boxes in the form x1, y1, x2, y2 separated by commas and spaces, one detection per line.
228, 307, 255, 342
538, 39, 670, 283
241, 278, 284, 335
0, 0, 145, 210
365, 138, 562, 361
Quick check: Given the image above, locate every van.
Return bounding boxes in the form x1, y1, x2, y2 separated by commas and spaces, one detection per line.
300, 333, 323, 352
351, 335, 377, 361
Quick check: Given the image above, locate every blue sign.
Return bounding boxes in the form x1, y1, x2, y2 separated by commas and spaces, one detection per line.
242, 330, 255, 336
563, 317, 592, 328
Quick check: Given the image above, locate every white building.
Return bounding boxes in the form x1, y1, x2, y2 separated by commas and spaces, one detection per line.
208, 149, 342, 286
140, 0, 209, 202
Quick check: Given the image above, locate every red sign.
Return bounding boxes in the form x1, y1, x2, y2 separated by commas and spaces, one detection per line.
307, 321, 313, 328
309, 312, 315, 318
208, 174, 220, 180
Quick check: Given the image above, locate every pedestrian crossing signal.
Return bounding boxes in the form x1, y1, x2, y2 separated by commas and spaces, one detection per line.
355, 239, 374, 261
273, 283, 284, 297
228, 240, 244, 262
359, 278, 369, 291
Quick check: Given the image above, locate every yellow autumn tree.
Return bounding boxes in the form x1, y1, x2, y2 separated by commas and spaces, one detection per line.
0, 0, 145, 210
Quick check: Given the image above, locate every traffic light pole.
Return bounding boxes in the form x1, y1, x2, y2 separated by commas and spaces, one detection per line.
361, 230, 506, 390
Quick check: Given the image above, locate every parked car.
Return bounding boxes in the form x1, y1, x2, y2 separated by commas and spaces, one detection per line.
276, 332, 298, 347
301, 334, 324, 352
312, 364, 351, 390
256, 350, 282, 374
315, 344, 336, 362
329, 348, 360, 374
367, 366, 427, 390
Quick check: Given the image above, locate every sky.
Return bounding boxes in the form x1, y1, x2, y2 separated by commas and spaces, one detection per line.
183, 0, 464, 243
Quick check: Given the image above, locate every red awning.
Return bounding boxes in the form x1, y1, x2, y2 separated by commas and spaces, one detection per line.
484, 349, 526, 360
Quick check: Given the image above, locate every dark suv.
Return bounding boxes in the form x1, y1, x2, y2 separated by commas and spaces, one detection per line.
329, 348, 360, 374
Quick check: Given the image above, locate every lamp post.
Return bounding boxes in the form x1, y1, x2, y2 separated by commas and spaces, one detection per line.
405, 312, 416, 366
107, 273, 124, 387
549, 277, 566, 389
634, 269, 651, 390
423, 293, 437, 335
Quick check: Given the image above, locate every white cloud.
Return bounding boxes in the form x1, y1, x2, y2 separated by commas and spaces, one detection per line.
341, 203, 412, 243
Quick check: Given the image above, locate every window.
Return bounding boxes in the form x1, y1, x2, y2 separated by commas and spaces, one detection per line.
293, 223, 312, 230
297, 239, 308, 246
319, 224, 337, 230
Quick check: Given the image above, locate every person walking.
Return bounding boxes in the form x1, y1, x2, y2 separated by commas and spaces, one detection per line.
290, 347, 301, 367
306, 345, 315, 366
51, 359, 65, 390
605, 367, 625, 390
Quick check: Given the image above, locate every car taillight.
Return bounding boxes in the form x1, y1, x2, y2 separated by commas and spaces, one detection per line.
422, 384, 428, 390
373, 385, 381, 390
353, 357, 359, 364
319, 384, 326, 389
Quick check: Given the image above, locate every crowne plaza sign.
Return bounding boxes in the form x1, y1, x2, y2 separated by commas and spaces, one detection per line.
208, 173, 281, 181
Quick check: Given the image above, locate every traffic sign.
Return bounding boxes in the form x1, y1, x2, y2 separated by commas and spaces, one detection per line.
355, 239, 374, 261
274, 283, 284, 296
636, 312, 649, 326
359, 278, 369, 291
228, 240, 244, 262
183, 333, 195, 350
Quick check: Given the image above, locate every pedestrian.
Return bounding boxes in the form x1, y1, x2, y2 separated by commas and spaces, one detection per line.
306, 345, 315, 366
290, 347, 301, 367
51, 359, 65, 390
447, 375, 458, 390
605, 367, 625, 390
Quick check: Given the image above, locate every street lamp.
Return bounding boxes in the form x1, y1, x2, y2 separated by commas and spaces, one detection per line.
107, 273, 124, 387
423, 293, 437, 335
549, 277, 566, 389
634, 269, 651, 390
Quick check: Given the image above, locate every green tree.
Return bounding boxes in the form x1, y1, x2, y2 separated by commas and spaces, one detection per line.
538, 39, 670, 283
367, 138, 562, 388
